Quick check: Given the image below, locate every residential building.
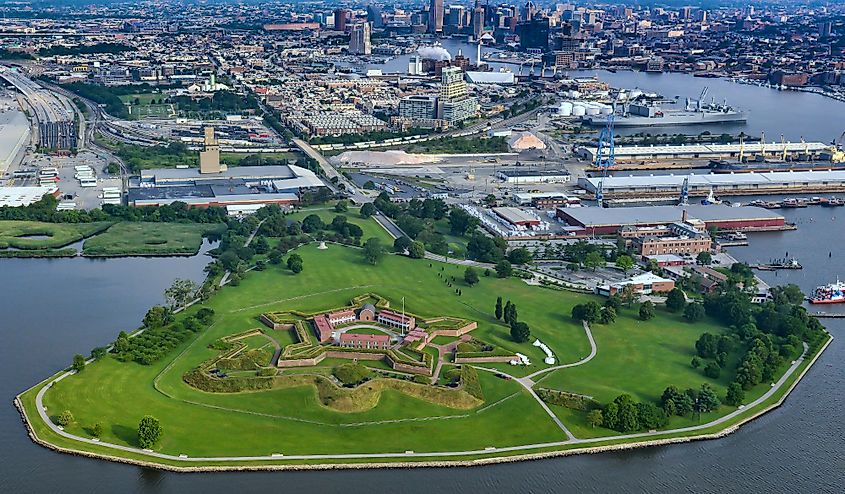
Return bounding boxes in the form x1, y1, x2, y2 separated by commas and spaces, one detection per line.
377, 309, 416, 331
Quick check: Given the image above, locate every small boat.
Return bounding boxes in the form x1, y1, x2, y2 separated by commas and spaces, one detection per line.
781, 198, 808, 208
809, 279, 845, 304
700, 188, 722, 205
752, 257, 802, 271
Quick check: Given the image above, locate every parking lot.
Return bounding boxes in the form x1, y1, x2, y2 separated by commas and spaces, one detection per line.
13, 151, 121, 209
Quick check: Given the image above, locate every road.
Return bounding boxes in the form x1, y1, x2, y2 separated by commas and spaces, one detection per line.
291, 138, 369, 204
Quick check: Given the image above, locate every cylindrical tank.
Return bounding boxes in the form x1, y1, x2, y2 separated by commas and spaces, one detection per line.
572, 105, 586, 117
558, 101, 573, 116
585, 106, 600, 116
600, 105, 613, 115
568, 90, 581, 98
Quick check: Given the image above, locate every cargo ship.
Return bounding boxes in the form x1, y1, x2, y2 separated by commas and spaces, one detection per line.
584, 87, 747, 128
709, 160, 845, 174
809, 280, 845, 304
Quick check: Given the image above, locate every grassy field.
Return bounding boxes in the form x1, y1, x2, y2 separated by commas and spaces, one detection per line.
25, 241, 798, 463
119, 93, 176, 119
0, 221, 112, 250
82, 223, 226, 257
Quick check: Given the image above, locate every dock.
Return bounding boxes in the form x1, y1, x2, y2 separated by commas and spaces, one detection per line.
810, 312, 845, 319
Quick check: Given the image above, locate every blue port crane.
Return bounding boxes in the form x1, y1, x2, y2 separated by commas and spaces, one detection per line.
594, 93, 619, 176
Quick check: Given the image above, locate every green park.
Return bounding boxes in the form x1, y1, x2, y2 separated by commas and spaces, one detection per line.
15, 205, 831, 470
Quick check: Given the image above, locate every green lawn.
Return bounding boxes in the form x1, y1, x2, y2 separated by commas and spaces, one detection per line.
82, 222, 226, 257
26, 241, 804, 463
0, 221, 112, 250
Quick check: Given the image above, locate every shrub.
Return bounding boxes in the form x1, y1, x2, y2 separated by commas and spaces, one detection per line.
56, 410, 74, 427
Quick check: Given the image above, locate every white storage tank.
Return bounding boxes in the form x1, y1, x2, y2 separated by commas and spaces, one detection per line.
600, 105, 613, 115
572, 105, 586, 116
568, 90, 581, 98
585, 105, 601, 116
558, 101, 573, 116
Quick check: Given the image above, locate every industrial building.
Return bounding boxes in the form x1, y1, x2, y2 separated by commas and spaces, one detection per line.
497, 168, 571, 184
556, 204, 786, 235
128, 164, 325, 207
513, 192, 581, 208
493, 207, 542, 228
578, 170, 845, 198
0, 186, 57, 207
578, 141, 831, 163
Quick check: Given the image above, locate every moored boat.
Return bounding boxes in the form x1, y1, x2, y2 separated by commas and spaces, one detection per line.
809, 279, 845, 304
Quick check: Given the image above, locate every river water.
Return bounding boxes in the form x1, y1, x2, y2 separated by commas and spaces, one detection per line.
3, 76, 845, 492
367, 38, 845, 143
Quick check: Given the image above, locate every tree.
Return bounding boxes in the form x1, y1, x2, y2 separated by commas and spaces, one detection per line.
137, 415, 163, 449
665, 288, 686, 312
287, 253, 303, 274
503, 301, 519, 326
725, 381, 745, 406
571, 302, 602, 323
464, 267, 480, 286
684, 302, 705, 322
696, 251, 712, 265
252, 236, 269, 255
360, 202, 376, 218
143, 305, 172, 328
164, 278, 199, 310
603, 402, 619, 430
408, 241, 426, 259
495, 260, 512, 278
598, 306, 616, 324
639, 301, 656, 321
507, 247, 532, 265
268, 250, 283, 265
447, 208, 479, 236
586, 409, 603, 428
56, 410, 74, 427
510, 321, 531, 342
614, 394, 640, 433
393, 236, 412, 253
91, 422, 103, 438
334, 200, 348, 213
691, 356, 702, 368
362, 237, 385, 265
72, 354, 86, 372
620, 284, 639, 307
615, 254, 635, 273
584, 251, 606, 271
301, 214, 324, 233
495, 296, 503, 320
696, 383, 721, 414
704, 361, 721, 379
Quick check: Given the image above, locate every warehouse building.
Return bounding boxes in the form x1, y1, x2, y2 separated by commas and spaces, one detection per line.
556, 204, 785, 235
493, 206, 542, 228
578, 170, 845, 198
128, 164, 325, 207
578, 141, 831, 163
497, 168, 571, 184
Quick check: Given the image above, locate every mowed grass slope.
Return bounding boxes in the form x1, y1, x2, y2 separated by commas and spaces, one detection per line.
82, 222, 226, 256
0, 220, 112, 250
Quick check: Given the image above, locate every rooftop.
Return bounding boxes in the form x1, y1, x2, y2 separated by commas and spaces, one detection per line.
559, 204, 783, 227
493, 206, 541, 225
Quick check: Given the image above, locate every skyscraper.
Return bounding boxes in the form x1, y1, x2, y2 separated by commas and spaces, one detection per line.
472, 0, 485, 39
333, 8, 348, 31
429, 0, 444, 33
349, 23, 372, 55
367, 5, 383, 28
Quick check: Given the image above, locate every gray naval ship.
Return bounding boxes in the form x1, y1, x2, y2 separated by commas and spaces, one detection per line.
584, 88, 748, 127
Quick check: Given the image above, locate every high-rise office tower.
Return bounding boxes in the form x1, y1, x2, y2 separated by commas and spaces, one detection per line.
334, 8, 348, 31
349, 23, 372, 55
367, 5, 383, 27
429, 0, 444, 33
